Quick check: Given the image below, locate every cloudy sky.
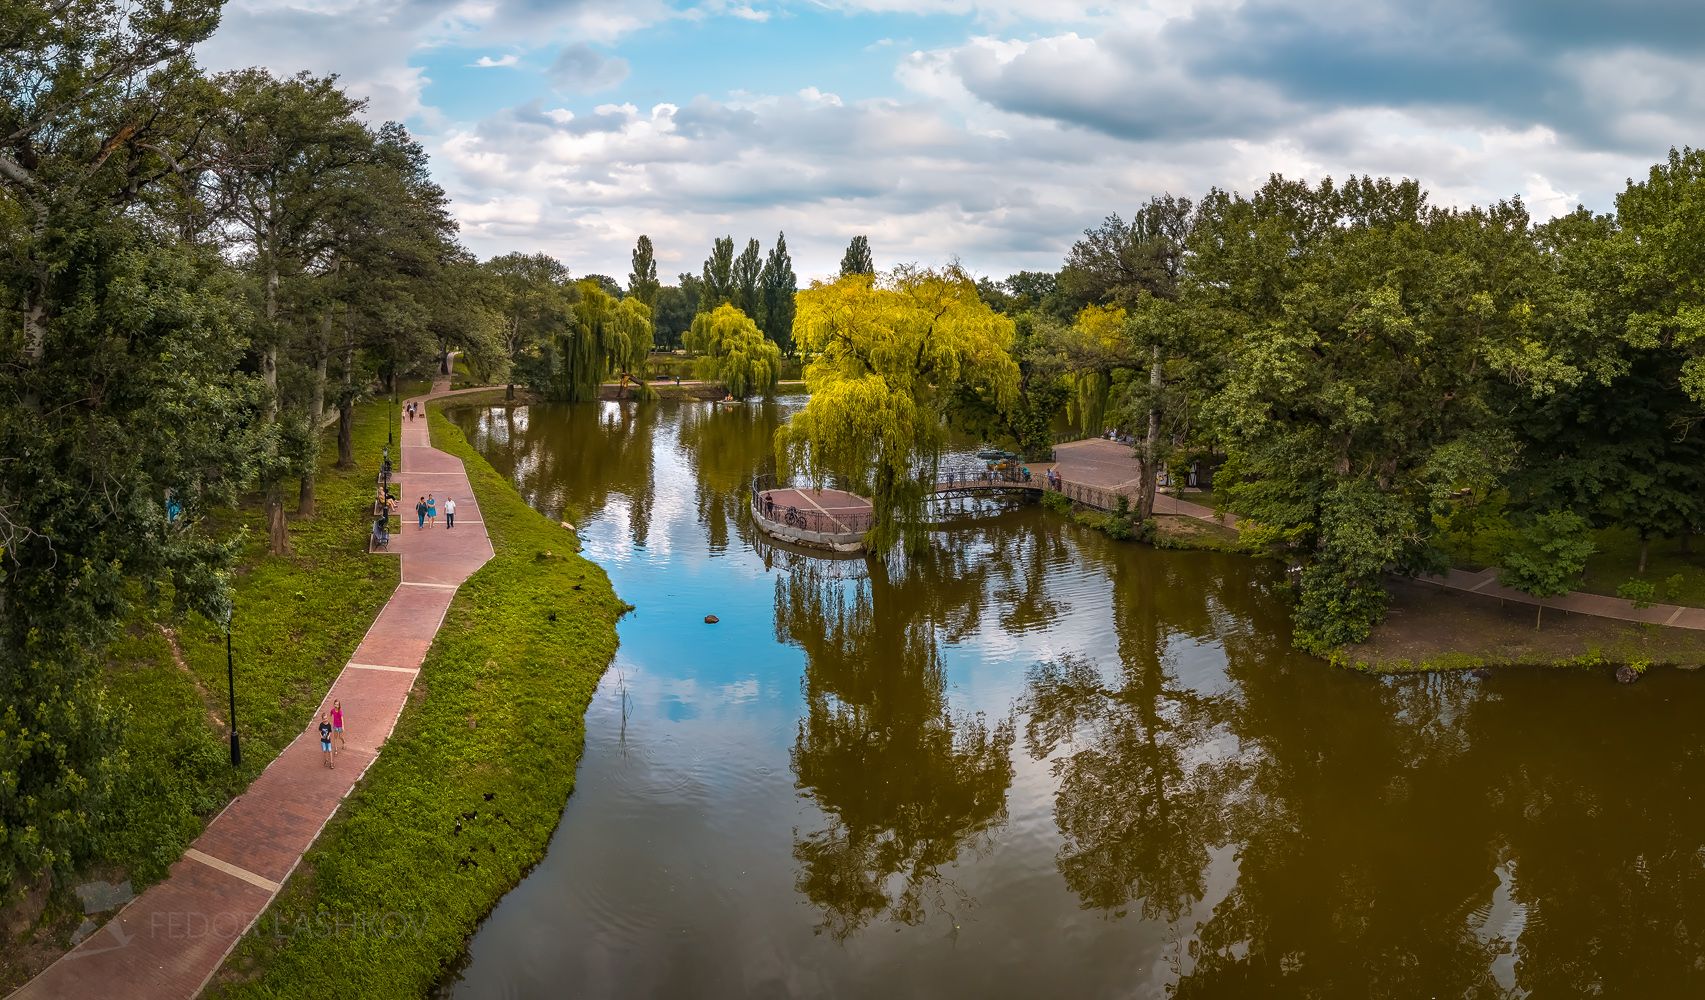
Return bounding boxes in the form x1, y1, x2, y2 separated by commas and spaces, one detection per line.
196, 0, 1702, 282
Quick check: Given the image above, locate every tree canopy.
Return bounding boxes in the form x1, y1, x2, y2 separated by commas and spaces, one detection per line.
780, 266, 1018, 551
684, 304, 782, 400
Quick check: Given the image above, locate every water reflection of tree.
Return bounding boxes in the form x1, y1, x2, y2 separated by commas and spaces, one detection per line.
1174, 633, 1510, 997
1022, 545, 1248, 923
674, 399, 785, 553
455, 401, 655, 546
779, 553, 1016, 939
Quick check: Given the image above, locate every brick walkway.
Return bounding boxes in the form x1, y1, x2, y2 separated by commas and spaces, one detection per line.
13, 379, 493, 1000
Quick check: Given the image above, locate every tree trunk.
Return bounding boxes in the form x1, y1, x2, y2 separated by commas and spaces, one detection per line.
262, 245, 290, 555
337, 402, 354, 469
1638, 537, 1649, 574
266, 480, 288, 554
1136, 347, 1163, 521
1535, 602, 1543, 631
336, 310, 355, 469
298, 468, 315, 518
506, 381, 515, 401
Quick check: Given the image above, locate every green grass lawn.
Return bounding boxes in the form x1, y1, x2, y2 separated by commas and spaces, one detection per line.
1575, 526, 1705, 607
212, 390, 624, 999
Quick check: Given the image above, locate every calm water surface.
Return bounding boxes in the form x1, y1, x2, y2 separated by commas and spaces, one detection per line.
444, 397, 1705, 998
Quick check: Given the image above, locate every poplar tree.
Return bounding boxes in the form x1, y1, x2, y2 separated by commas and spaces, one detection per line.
732, 237, 762, 317
700, 236, 735, 312
627, 234, 660, 307
758, 231, 798, 353
839, 234, 874, 277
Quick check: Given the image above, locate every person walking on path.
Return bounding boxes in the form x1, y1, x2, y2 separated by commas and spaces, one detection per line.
319, 714, 335, 769
445, 496, 456, 529
416, 496, 427, 529
331, 699, 345, 751
427, 492, 438, 528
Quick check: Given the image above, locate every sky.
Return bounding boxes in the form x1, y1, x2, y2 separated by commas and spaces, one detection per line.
194, 0, 1705, 282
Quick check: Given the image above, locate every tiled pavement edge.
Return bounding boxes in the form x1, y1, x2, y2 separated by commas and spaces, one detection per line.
13, 377, 495, 1000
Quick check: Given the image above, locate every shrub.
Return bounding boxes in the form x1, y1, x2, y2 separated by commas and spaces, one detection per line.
1617, 578, 1657, 608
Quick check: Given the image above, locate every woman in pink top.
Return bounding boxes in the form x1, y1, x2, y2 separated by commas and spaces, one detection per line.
331, 699, 346, 750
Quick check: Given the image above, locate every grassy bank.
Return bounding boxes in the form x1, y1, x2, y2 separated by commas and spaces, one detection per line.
211, 390, 624, 998
0, 400, 401, 991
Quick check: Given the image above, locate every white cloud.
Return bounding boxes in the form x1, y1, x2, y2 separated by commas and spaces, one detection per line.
471, 53, 520, 68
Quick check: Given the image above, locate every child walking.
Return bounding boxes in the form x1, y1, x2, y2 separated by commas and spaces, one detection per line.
331, 699, 345, 750
319, 713, 335, 769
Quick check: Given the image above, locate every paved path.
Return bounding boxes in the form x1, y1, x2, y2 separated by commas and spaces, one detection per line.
14, 378, 493, 1000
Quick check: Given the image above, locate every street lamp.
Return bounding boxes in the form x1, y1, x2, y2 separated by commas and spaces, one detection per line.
226, 613, 241, 767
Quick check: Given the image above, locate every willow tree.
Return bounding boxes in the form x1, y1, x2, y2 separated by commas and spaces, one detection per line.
685, 304, 781, 399
780, 266, 1019, 551
549, 278, 652, 402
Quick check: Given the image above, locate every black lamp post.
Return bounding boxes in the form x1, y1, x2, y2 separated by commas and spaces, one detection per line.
226, 614, 241, 767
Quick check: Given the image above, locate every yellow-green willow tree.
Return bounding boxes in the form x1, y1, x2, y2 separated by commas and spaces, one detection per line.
780, 266, 1019, 552
685, 303, 782, 399
550, 278, 653, 402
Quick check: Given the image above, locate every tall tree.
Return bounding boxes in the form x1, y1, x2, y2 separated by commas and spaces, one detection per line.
839, 234, 874, 277
485, 252, 570, 400
627, 233, 660, 307
1196, 176, 1574, 651
1054, 196, 1199, 520
781, 266, 1019, 552
758, 231, 798, 353
732, 236, 762, 317
699, 236, 735, 313
208, 68, 368, 553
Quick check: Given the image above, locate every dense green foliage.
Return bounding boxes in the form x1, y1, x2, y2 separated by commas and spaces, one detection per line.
684, 304, 783, 399
213, 397, 623, 999
993, 156, 1705, 652
0, 5, 489, 896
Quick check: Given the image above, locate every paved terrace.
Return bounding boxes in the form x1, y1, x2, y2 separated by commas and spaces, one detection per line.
14, 378, 495, 1000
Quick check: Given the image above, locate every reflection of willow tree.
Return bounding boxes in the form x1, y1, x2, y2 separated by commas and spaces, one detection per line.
1023, 546, 1246, 921
779, 551, 1015, 939
674, 398, 786, 552
455, 401, 656, 546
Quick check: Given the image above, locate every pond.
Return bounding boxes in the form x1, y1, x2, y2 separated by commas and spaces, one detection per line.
442, 396, 1705, 998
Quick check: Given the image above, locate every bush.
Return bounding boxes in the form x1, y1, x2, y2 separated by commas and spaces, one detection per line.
1617, 578, 1658, 608
1663, 573, 1686, 602
1040, 490, 1072, 514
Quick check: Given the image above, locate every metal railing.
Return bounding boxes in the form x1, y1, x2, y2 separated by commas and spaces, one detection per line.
750, 475, 875, 536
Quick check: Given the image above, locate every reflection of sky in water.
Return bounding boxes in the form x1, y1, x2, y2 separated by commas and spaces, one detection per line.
445, 397, 1705, 1000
